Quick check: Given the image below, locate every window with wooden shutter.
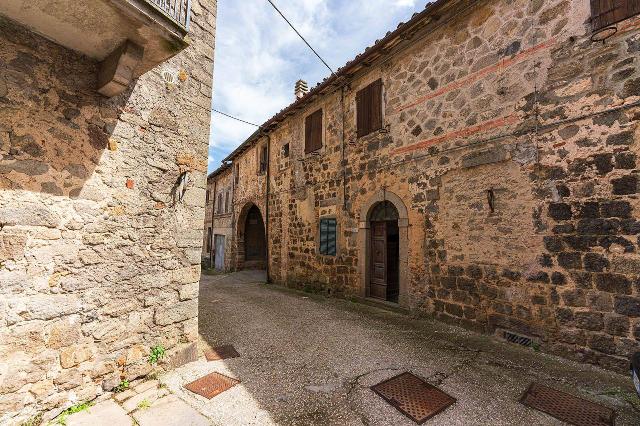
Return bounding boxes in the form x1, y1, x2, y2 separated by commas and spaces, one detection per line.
305, 109, 323, 153
224, 191, 229, 213
319, 218, 337, 256
356, 79, 383, 138
591, 0, 640, 32
258, 145, 267, 174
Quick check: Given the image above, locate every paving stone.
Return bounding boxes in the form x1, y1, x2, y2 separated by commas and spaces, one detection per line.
122, 387, 160, 413
114, 389, 136, 402
132, 395, 209, 426
66, 400, 131, 426
133, 379, 159, 394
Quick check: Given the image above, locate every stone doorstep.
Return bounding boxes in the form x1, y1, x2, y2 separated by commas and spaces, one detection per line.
66, 400, 131, 426
133, 379, 159, 394
132, 395, 210, 426
122, 387, 162, 413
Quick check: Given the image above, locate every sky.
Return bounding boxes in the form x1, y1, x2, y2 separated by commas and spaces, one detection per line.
208, 0, 426, 172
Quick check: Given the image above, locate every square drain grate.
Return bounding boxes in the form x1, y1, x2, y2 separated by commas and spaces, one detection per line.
520, 383, 616, 426
205, 344, 240, 361
184, 372, 240, 399
371, 372, 456, 424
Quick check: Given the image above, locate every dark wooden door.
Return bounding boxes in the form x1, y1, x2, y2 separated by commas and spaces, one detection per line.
370, 221, 388, 300
245, 206, 266, 261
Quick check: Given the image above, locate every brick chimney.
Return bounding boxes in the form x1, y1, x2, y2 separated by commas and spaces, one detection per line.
295, 79, 309, 100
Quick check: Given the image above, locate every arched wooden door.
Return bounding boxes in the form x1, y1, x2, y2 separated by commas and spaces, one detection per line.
369, 201, 400, 302
244, 205, 266, 262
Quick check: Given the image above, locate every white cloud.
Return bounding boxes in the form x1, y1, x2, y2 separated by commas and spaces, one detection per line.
208, 0, 424, 171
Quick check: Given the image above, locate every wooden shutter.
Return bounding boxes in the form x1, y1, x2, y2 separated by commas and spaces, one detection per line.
357, 79, 383, 138
591, 0, 640, 32
305, 109, 323, 153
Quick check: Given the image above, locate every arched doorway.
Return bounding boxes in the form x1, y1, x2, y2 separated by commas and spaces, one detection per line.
244, 204, 266, 266
368, 201, 400, 302
358, 191, 409, 306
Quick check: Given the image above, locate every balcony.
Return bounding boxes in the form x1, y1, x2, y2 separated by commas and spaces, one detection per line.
0, 0, 192, 96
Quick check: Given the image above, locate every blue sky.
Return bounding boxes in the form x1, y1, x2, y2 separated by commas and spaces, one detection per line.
208, 0, 425, 172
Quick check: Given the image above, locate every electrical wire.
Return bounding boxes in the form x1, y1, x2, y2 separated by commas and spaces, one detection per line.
213, 109, 261, 127
265, 0, 336, 77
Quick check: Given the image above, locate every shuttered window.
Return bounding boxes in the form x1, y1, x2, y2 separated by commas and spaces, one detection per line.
305, 109, 323, 153
591, 0, 640, 32
319, 218, 337, 256
356, 79, 383, 138
224, 191, 229, 213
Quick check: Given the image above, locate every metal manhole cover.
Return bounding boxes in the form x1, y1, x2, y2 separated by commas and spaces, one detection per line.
371, 372, 456, 424
205, 345, 240, 361
520, 383, 616, 426
184, 372, 240, 399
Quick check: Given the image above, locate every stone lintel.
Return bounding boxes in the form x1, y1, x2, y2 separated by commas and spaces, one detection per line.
97, 40, 144, 97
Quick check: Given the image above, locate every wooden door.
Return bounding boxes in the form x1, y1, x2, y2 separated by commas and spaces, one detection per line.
369, 221, 387, 300
214, 235, 225, 270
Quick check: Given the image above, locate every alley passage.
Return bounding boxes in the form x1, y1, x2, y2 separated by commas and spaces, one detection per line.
168, 271, 639, 425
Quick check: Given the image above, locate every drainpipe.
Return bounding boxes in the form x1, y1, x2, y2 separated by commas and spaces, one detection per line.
340, 85, 347, 211
264, 133, 272, 283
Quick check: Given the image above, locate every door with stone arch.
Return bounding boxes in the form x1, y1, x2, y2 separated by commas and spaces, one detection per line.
368, 201, 400, 302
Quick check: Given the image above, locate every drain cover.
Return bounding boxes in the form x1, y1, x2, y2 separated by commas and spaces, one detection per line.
371, 372, 456, 424
205, 345, 240, 361
184, 372, 240, 399
520, 383, 616, 426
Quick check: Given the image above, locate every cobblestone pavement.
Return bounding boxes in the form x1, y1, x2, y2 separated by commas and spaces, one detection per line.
64, 271, 640, 425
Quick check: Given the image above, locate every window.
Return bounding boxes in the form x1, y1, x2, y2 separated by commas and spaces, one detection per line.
217, 193, 223, 214
259, 145, 267, 174
224, 191, 230, 213
305, 109, 323, 153
356, 79, 383, 138
235, 164, 239, 185
283, 143, 289, 158
206, 190, 210, 203
319, 218, 337, 256
591, 0, 640, 32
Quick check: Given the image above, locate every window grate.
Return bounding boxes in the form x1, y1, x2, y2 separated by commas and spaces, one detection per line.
503, 330, 533, 347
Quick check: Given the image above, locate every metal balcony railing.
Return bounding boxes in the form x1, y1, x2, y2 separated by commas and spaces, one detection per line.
147, 0, 191, 31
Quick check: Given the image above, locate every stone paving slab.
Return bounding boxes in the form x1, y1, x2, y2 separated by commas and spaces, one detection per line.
66, 400, 132, 426
132, 395, 210, 426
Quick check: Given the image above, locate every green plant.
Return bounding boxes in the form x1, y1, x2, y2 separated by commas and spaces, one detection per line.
531, 341, 541, 352
137, 399, 151, 410
112, 379, 130, 393
52, 401, 93, 425
148, 345, 166, 365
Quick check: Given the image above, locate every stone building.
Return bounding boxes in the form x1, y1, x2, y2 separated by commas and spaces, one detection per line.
0, 0, 216, 423
207, 0, 640, 374
202, 163, 234, 270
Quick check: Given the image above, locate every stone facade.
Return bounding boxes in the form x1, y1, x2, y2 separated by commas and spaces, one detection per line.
0, 1, 216, 423
202, 165, 234, 271
209, 0, 640, 374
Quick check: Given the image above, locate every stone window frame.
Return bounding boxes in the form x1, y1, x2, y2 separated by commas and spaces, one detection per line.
316, 215, 340, 257
256, 142, 268, 175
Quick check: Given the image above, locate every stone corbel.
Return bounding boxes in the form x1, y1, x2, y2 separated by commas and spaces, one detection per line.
97, 40, 144, 97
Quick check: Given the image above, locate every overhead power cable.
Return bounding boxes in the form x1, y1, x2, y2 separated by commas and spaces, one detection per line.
213, 109, 261, 127
265, 0, 336, 77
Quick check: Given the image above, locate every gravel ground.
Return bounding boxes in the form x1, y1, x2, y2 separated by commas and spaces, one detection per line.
161, 271, 640, 425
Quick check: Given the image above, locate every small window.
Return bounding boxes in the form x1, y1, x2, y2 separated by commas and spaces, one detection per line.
258, 145, 267, 174
283, 143, 290, 158
305, 109, 323, 154
235, 164, 239, 185
356, 79, 383, 138
217, 193, 223, 214
591, 0, 640, 32
206, 190, 210, 203
319, 218, 337, 256
224, 191, 230, 213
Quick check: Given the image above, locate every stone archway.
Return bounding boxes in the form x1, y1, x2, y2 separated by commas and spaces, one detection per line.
236, 202, 267, 270
358, 190, 409, 306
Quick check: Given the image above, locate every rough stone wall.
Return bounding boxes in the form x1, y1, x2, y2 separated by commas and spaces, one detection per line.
0, 1, 216, 422
229, 0, 640, 373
